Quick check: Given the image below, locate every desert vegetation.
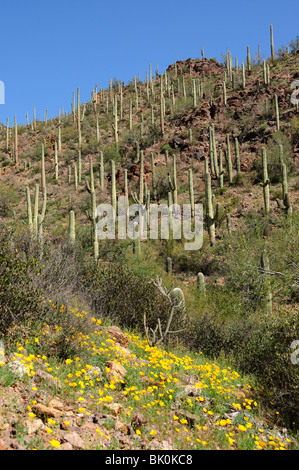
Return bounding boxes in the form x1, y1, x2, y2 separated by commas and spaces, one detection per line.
0, 27, 298, 450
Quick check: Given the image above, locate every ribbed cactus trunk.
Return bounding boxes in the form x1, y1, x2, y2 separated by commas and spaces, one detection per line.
54, 142, 59, 181
151, 152, 157, 200
41, 143, 46, 192
111, 160, 116, 217
274, 94, 280, 131
226, 134, 233, 184
69, 210, 76, 244
197, 272, 206, 294
270, 25, 275, 61
219, 149, 224, 190
99, 151, 104, 189
223, 81, 227, 105
205, 166, 215, 246
166, 257, 172, 274
14, 116, 18, 165
189, 169, 194, 218
281, 163, 292, 216
29, 183, 47, 240
262, 148, 270, 214
6, 118, 9, 152
114, 94, 119, 150
78, 149, 82, 183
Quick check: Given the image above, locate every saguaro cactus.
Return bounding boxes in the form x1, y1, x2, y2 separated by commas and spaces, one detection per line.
168, 155, 177, 205
226, 134, 233, 184
144, 277, 186, 347
54, 142, 59, 181
188, 168, 195, 218
69, 210, 76, 244
41, 143, 46, 191
274, 94, 280, 131
205, 165, 215, 246
99, 151, 104, 189
113, 94, 119, 149
219, 149, 224, 190
270, 24, 275, 61
26, 184, 47, 240
151, 152, 158, 201
276, 163, 292, 217
86, 157, 95, 194
197, 272, 206, 294
223, 81, 227, 105
111, 159, 117, 215
262, 148, 270, 214
166, 257, 172, 274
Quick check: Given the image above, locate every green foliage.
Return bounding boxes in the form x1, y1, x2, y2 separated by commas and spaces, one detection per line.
80, 261, 171, 333
0, 183, 20, 217
253, 131, 293, 183
0, 227, 45, 336
289, 35, 299, 52
102, 142, 124, 164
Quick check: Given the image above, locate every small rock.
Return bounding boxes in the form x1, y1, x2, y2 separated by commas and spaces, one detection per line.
105, 361, 127, 382
25, 418, 44, 435
131, 413, 147, 431
48, 398, 64, 410
32, 403, 64, 418
161, 438, 174, 450
104, 403, 123, 416
0, 439, 7, 450
107, 326, 129, 348
63, 431, 85, 449
59, 442, 73, 450
114, 419, 129, 434
35, 369, 61, 390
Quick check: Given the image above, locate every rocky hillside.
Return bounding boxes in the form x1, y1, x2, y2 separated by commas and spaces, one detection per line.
0, 46, 298, 450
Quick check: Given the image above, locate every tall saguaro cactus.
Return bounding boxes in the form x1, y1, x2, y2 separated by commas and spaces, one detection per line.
26, 184, 47, 241
205, 164, 215, 246
168, 154, 177, 205
276, 163, 292, 217
111, 159, 117, 216
274, 94, 280, 131
226, 134, 233, 184
69, 210, 76, 244
188, 169, 195, 218
270, 24, 275, 61
41, 143, 46, 191
197, 272, 206, 294
262, 148, 270, 214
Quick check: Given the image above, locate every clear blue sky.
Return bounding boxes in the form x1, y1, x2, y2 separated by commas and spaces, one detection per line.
0, 0, 298, 126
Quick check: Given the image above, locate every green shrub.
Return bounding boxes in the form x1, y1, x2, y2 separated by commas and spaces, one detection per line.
80, 261, 175, 334
253, 131, 293, 184
187, 306, 299, 429
0, 227, 46, 336
0, 183, 20, 217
